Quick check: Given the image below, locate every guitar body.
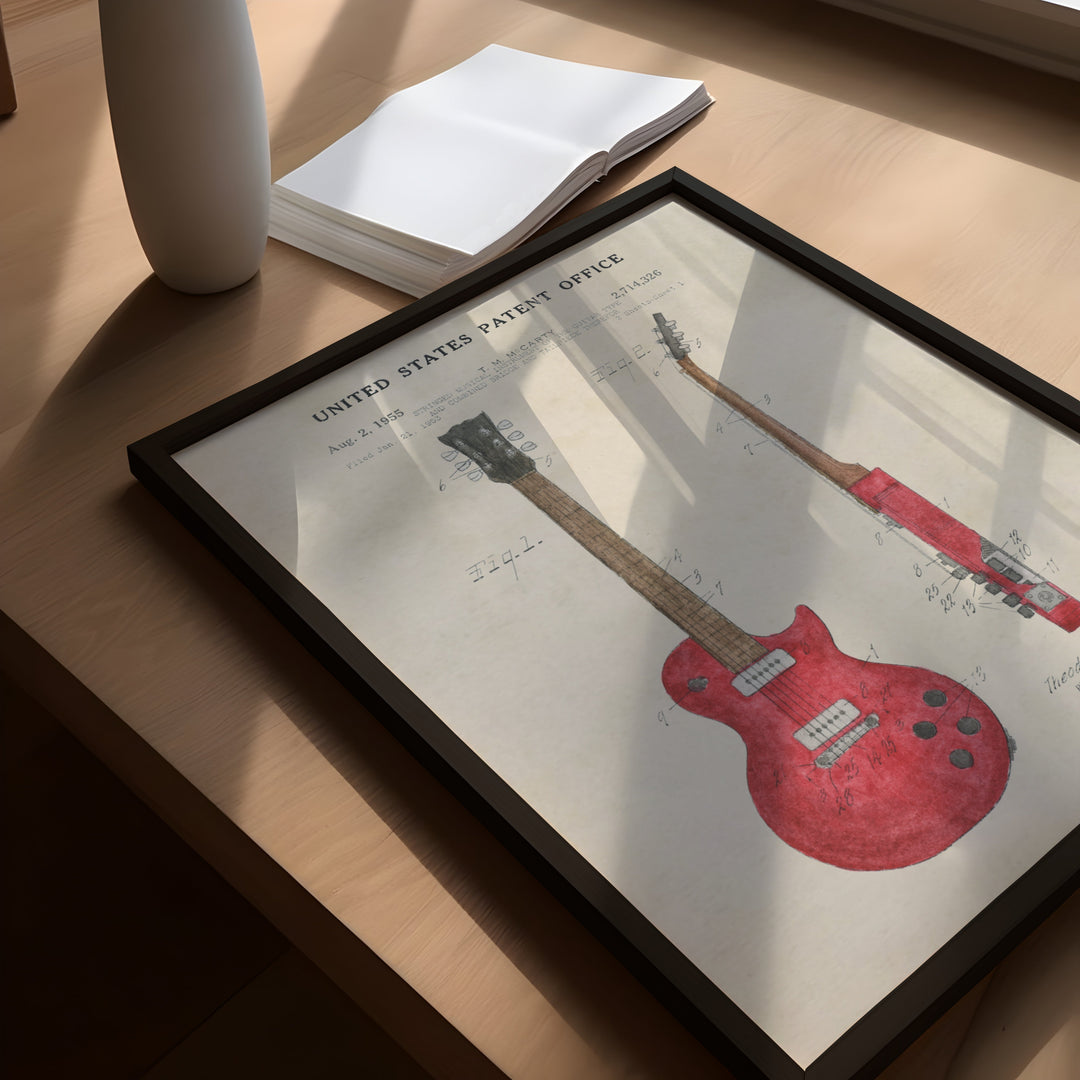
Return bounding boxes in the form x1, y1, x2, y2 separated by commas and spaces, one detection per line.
438, 414, 1013, 873
661, 605, 1011, 870
849, 468, 1080, 631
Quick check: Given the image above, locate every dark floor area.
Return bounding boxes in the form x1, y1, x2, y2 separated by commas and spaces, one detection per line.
0, 671, 432, 1079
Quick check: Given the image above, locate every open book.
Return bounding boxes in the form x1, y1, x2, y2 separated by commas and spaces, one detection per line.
268, 45, 711, 295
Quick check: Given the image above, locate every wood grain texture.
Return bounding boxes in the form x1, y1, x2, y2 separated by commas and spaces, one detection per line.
0, 11, 14, 115
2, 2, 1079, 1078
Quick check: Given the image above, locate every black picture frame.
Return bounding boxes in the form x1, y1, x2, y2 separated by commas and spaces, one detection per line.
128, 168, 1080, 1080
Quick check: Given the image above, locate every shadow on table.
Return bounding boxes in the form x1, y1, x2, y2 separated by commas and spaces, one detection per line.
530, 0, 1080, 180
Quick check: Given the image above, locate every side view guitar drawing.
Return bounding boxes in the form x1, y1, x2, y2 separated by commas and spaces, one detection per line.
438, 414, 1012, 872
652, 312, 1080, 632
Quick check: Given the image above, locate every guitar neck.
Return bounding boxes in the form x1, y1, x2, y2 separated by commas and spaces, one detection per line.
660, 330, 1080, 632
513, 470, 766, 674
676, 354, 871, 491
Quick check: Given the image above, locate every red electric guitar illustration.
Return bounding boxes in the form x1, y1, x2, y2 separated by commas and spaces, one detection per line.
439, 413, 1012, 872
653, 313, 1080, 632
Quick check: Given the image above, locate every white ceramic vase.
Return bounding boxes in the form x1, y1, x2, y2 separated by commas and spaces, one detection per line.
99, 0, 270, 294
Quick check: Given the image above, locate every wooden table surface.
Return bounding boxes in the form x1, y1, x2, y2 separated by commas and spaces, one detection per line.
3, 2, 1079, 1077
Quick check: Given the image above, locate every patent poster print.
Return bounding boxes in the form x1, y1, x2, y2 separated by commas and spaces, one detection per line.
158, 189, 1080, 1076
438, 411, 1012, 873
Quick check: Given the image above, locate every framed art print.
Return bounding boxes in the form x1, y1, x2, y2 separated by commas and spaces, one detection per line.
128, 170, 1080, 1080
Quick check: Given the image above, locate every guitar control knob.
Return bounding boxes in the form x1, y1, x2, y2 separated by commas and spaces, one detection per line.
956, 716, 981, 735
688, 677, 708, 692
949, 749, 974, 769
936, 553, 967, 579
1027, 583, 1066, 612
923, 689, 947, 707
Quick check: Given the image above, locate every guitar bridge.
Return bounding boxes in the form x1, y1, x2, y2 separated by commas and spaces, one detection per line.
815, 714, 881, 768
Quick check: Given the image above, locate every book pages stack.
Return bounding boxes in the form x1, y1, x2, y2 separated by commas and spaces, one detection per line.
269, 45, 712, 295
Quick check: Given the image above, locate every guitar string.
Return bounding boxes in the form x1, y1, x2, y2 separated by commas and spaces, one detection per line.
656, 347, 1009, 726
518, 473, 839, 728
522, 476, 834, 722
648, 337, 877, 721
635, 578, 834, 722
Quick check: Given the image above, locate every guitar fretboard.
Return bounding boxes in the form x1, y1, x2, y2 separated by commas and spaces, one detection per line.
676, 354, 871, 491
513, 470, 766, 674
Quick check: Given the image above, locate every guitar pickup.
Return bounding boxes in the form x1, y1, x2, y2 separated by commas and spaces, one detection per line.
731, 649, 795, 696
793, 699, 860, 750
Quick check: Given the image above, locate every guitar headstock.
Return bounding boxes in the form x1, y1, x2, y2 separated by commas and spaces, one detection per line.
438, 413, 537, 484
652, 312, 689, 360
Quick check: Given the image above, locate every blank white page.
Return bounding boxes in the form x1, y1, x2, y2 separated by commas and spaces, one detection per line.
274, 45, 705, 256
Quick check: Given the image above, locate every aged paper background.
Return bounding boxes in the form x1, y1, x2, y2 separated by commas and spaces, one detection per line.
177, 198, 1080, 1068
